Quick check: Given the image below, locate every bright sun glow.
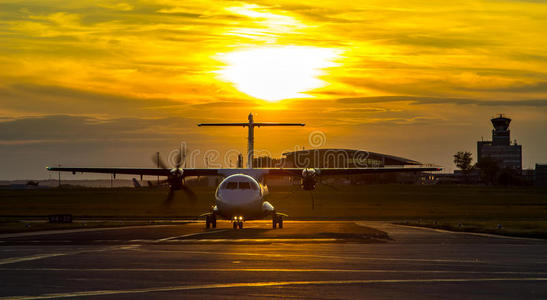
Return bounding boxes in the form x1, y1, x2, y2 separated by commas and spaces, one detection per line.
217, 46, 340, 101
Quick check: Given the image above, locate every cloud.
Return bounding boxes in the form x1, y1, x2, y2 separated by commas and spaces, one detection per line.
332, 107, 388, 113
467, 81, 547, 93
337, 96, 547, 107
0, 115, 198, 143
0, 0, 546, 178
388, 34, 495, 49
0, 83, 183, 116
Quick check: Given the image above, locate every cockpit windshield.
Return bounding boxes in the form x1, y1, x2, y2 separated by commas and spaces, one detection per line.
221, 181, 257, 190
225, 182, 238, 189
239, 182, 251, 189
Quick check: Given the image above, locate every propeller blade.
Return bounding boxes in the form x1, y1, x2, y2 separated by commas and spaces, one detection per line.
148, 179, 169, 187
175, 149, 182, 169
164, 189, 175, 206
180, 184, 197, 201
319, 180, 339, 191
181, 144, 187, 167
153, 154, 169, 169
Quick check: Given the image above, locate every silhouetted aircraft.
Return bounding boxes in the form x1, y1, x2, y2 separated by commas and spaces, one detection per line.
48, 114, 440, 229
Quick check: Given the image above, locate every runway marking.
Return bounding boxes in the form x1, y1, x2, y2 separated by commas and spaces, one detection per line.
0, 253, 67, 266
2, 278, 547, 299
1, 267, 546, 275
137, 249, 485, 264
0, 238, 340, 244
155, 229, 229, 242
391, 223, 547, 242
0, 225, 180, 239
0, 245, 138, 266
161, 238, 339, 243
94, 240, 123, 243
117, 245, 140, 250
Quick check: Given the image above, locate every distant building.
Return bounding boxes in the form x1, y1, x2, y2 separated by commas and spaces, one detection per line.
282, 149, 421, 168
536, 164, 547, 186
477, 114, 522, 170
281, 149, 429, 184
250, 149, 433, 185
253, 156, 285, 168
521, 168, 536, 185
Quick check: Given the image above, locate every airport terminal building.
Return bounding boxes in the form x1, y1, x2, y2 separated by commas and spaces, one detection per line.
252, 149, 423, 169
253, 149, 431, 184
281, 149, 421, 168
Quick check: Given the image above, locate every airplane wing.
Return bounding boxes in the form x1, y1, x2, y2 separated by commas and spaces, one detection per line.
47, 167, 171, 176
264, 166, 441, 177
46, 167, 220, 177
47, 166, 440, 179
314, 166, 441, 175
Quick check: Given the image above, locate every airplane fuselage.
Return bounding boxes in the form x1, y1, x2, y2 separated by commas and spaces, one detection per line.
213, 174, 274, 221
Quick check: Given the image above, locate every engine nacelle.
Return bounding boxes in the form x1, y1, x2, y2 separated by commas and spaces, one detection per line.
168, 168, 184, 190
301, 168, 317, 190
170, 168, 183, 176
262, 201, 275, 213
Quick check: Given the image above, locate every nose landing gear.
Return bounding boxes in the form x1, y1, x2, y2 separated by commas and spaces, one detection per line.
233, 221, 243, 229
232, 216, 244, 229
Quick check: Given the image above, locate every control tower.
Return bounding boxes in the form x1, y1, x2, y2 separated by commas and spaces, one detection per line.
477, 114, 522, 170
491, 114, 512, 146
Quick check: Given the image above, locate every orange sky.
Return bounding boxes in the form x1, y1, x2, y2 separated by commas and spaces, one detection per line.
0, 0, 546, 179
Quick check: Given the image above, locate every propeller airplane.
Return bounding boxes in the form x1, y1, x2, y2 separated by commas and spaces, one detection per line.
48, 113, 441, 229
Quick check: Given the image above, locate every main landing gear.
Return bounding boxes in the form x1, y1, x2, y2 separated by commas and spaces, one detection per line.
205, 214, 216, 229
272, 215, 283, 229
232, 216, 243, 229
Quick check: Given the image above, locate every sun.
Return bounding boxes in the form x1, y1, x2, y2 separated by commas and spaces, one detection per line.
216, 46, 340, 102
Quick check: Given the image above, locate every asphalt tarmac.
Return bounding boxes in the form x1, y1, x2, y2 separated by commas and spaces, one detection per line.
1, 221, 547, 299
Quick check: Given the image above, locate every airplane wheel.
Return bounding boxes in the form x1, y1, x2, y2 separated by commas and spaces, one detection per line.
233, 222, 238, 230
211, 216, 217, 228
278, 217, 283, 229
238, 221, 243, 229
206, 216, 211, 229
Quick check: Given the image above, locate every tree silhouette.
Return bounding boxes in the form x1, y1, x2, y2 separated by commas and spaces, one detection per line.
453, 151, 473, 182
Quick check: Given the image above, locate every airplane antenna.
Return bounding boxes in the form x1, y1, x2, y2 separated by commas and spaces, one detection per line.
198, 113, 305, 168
